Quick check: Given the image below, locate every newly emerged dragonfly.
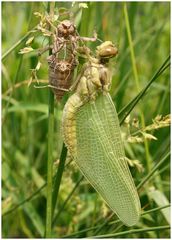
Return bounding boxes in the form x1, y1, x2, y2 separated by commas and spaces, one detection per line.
62, 41, 141, 226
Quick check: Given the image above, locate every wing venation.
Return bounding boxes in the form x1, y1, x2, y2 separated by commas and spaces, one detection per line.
75, 93, 141, 226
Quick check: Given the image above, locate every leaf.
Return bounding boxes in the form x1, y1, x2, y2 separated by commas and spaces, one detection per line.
118, 55, 170, 124
54, 14, 59, 21
34, 12, 42, 18
26, 36, 34, 45
37, 25, 52, 37
24, 202, 44, 237
148, 187, 170, 224
3, 103, 48, 114
29, 69, 38, 86
31, 168, 46, 198
79, 3, 88, 8
2, 161, 10, 180
72, 2, 75, 7
28, 77, 33, 87
19, 47, 34, 54
124, 114, 130, 124
2, 197, 13, 215
127, 136, 144, 143
35, 61, 41, 71
141, 132, 157, 141
126, 158, 144, 173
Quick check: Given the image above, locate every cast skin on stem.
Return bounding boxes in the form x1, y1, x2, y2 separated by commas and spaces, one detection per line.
38, 19, 97, 100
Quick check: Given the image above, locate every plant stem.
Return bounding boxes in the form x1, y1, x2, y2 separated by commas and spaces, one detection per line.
52, 144, 67, 217
52, 175, 83, 226
45, 2, 55, 238
92, 225, 170, 238
2, 183, 46, 217
45, 90, 54, 238
123, 3, 139, 90
124, 2, 151, 172
118, 55, 170, 123
2, 28, 35, 61
64, 204, 170, 238
137, 151, 170, 190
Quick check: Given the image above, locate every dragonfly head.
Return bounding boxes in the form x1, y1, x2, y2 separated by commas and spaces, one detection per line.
96, 41, 118, 62
57, 20, 76, 38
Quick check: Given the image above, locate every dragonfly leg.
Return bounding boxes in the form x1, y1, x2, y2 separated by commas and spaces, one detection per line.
38, 45, 52, 56
79, 31, 97, 42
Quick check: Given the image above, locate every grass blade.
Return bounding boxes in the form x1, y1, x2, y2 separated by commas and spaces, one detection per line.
45, 90, 54, 238
92, 225, 170, 238
118, 55, 170, 124
52, 144, 67, 217
52, 175, 83, 226
137, 152, 170, 190
2, 28, 36, 61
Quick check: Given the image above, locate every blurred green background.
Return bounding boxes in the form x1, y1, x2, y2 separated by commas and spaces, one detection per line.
2, 2, 170, 238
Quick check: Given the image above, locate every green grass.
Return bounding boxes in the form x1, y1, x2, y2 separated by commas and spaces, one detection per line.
2, 2, 170, 238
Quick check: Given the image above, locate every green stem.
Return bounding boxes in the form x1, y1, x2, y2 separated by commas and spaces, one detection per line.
45, 2, 55, 238
52, 175, 83, 226
64, 204, 170, 238
137, 151, 170, 190
52, 144, 67, 217
141, 204, 170, 216
92, 225, 170, 238
2, 28, 35, 61
124, 2, 151, 172
123, 3, 139, 90
93, 213, 114, 235
2, 183, 46, 217
45, 90, 54, 238
119, 56, 170, 124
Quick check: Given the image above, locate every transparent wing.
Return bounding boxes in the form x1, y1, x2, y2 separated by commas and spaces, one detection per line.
75, 93, 141, 226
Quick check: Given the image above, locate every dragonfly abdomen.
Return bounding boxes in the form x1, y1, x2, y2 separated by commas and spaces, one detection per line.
62, 93, 84, 156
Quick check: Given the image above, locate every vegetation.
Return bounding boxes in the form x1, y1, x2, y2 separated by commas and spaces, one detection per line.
2, 2, 170, 238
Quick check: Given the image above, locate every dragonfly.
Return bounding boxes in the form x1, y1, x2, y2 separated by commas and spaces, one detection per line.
62, 41, 141, 226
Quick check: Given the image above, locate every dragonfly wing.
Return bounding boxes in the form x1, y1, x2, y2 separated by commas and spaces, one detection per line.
75, 93, 141, 226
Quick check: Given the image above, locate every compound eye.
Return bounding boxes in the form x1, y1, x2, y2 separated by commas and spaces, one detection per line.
62, 20, 71, 29
96, 41, 118, 58
69, 26, 75, 34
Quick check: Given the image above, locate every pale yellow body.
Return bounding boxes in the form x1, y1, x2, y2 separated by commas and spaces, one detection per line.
62, 59, 111, 157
